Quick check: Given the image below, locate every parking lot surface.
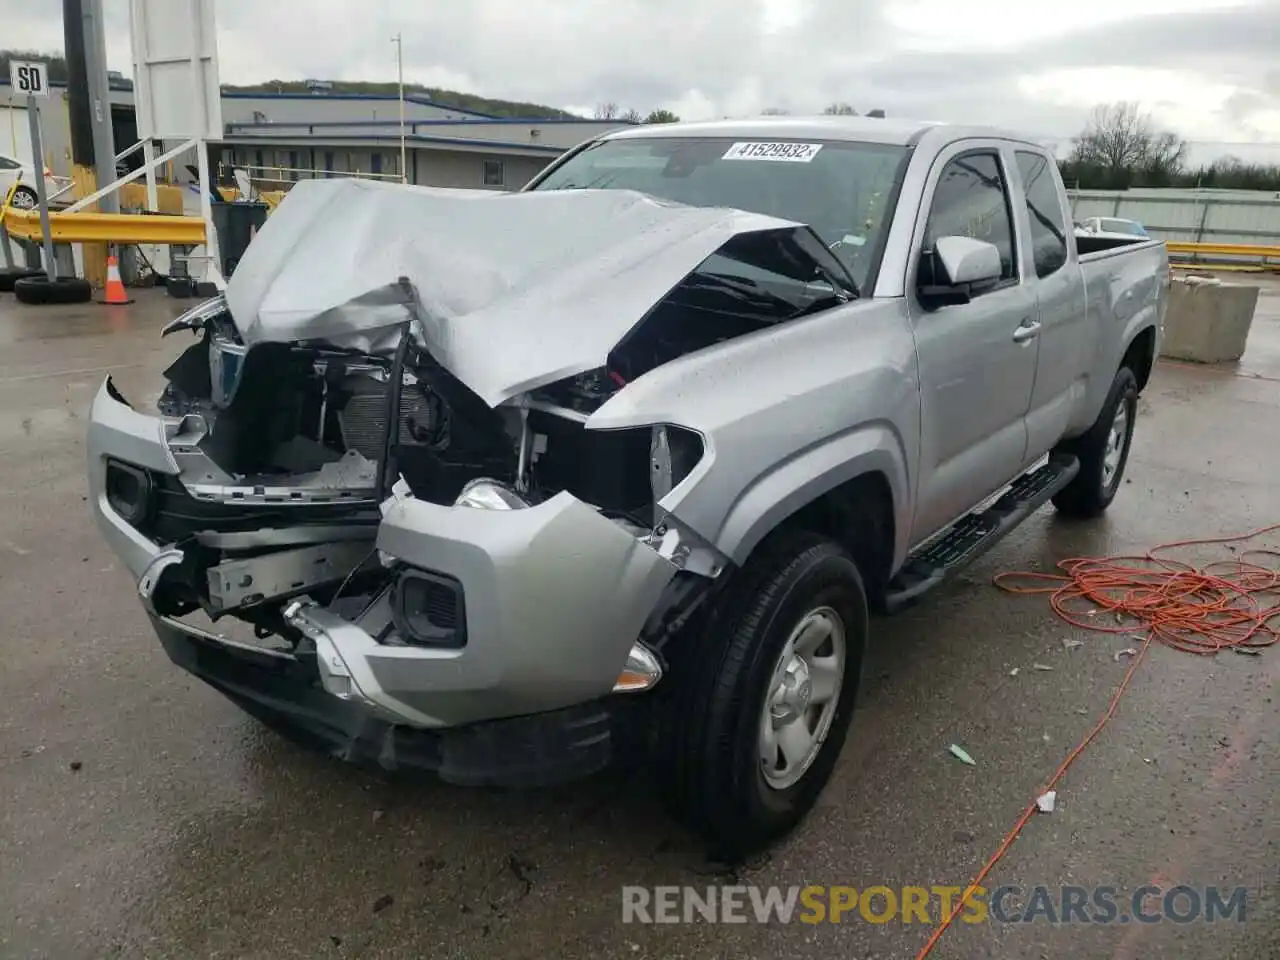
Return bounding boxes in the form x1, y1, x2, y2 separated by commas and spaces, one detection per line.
1, 280, 1278, 959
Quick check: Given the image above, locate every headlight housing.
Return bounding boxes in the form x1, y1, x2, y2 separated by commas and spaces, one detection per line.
453, 478, 529, 510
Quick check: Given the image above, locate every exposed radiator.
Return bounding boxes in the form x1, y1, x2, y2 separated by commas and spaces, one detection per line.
337, 373, 438, 462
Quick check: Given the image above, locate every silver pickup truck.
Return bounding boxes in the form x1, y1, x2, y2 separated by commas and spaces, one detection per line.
88, 116, 1166, 853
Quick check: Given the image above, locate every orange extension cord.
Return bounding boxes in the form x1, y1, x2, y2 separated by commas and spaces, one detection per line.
913, 523, 1280, 959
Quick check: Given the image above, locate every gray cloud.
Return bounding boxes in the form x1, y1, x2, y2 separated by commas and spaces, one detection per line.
4, 0, 1277, 157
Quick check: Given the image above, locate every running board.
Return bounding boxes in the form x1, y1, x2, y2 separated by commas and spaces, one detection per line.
883, 454, 1080, 614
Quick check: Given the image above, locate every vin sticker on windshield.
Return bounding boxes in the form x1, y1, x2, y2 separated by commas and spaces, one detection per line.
722, 141, 824, 162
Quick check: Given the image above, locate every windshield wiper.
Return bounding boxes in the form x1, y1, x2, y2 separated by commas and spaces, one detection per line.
545, 172, 623, 191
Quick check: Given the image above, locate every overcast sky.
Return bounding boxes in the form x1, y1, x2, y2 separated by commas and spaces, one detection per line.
7, 0, 1280, 164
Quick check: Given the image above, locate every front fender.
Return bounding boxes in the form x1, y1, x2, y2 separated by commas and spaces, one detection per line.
712, 421, 911, 567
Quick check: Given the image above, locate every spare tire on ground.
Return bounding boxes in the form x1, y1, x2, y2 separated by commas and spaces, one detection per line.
13, 275, 93, 305
0, 267, 46, 293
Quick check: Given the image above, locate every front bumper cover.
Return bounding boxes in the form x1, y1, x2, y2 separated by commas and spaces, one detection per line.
152, 614, 633, 786
89, 376, 679, 737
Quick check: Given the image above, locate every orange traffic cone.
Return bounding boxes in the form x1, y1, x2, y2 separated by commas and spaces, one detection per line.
100, 254, 134, 305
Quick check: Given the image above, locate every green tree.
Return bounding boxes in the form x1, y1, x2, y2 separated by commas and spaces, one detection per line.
644, 109, 680, 124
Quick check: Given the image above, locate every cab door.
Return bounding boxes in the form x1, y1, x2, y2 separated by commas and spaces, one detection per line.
907, 143, 1041, 544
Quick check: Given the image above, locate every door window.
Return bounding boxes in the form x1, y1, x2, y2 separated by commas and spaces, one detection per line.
923, 151, 1017, 288
1015, 151, 1068, 277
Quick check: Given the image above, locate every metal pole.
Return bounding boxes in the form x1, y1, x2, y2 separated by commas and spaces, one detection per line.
1195, 197, 1211, 244
0, 220, 13, 270
188, 6, 219, 284
142, 140, 158, 211
26, 97, 58, 281
83, 0, 118, 214
393, 33, 406, 183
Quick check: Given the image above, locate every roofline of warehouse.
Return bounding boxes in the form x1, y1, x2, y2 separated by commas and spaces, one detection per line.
223, 119, 631, 134
220, 133, 567, 155
220, 90, 500, 118
1, 81, 595, 125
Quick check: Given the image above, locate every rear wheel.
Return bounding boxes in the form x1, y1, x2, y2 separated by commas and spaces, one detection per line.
1052, 366, 1138, 518
659, 533, 867, 855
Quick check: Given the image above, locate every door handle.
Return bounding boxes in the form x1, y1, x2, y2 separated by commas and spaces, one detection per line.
1012, 319, 1042, 344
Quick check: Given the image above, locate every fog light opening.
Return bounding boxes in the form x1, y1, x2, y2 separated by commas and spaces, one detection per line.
105, 459, 152, 525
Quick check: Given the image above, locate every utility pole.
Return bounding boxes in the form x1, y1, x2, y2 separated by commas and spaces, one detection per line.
392, 33, 406, 183
62, 0, 115, 285
83, 0, 117, 214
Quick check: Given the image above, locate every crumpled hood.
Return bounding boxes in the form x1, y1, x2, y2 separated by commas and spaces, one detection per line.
224, 177, 795, 407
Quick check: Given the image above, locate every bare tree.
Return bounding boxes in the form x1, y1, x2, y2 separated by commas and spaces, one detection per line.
594, 102, 619, 120
760, 107, 790, 116
644, 109, 680, 124
823, 102, 857, 116
1069, 102, 1187, 185
621, 108, 643, 124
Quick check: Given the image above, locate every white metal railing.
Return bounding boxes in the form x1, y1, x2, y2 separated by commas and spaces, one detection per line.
220, 164, 405, 186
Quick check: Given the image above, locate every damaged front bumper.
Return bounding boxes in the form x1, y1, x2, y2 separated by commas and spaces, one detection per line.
89, 376, 680, 781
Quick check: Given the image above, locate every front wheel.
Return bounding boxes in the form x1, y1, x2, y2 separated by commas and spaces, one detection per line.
1052, 366, 1138, 518
658, 534, 867, 855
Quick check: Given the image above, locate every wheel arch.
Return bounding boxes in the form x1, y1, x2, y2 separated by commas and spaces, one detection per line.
1121, 323, 1157, 392
710, 424, 909, 604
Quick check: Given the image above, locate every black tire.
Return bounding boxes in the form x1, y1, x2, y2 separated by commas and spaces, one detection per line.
0, 267, 46, 293
1052, 366, 1138, 518
658, 532, 867, 855
13, 275, 93, 305
9, 185, 38, 210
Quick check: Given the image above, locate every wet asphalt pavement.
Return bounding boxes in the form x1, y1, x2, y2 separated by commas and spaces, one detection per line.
1, 279, 1278, 960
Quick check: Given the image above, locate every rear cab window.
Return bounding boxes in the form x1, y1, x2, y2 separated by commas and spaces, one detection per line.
1014, 150, 1069, 278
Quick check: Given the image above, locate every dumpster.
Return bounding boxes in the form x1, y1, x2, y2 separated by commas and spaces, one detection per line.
210, 201, 269, 278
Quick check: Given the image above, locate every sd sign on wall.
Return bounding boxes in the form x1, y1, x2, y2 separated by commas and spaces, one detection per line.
9, 60, 50, 98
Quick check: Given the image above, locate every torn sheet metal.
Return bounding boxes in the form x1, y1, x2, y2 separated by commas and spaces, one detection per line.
223, 178, 797, 407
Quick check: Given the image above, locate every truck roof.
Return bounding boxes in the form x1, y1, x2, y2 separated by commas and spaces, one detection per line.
600, 115, 1047, 151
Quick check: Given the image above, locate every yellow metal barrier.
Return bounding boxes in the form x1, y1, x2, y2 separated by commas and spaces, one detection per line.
1166, 242, 1280, 259
1166, 241, 1280, 272
1, 207, 207, 245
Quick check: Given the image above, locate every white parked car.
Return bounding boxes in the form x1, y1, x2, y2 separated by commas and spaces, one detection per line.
1076, 216, 1149, 241
0, 152, 58, 209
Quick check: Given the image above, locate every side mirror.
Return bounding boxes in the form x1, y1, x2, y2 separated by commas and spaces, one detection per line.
918, 236, 1002, 308
935, 236, 1002, 285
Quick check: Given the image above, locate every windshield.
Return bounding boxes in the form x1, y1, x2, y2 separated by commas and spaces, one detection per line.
1101, 218, 1146, 236
529, 136, 908, 292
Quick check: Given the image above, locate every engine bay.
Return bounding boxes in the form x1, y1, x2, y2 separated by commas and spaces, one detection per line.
138, 300, 700, 631
135, 225, 848, 633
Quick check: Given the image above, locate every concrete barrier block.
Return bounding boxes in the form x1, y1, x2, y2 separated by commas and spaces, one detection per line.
1160, 276, 1260, 364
